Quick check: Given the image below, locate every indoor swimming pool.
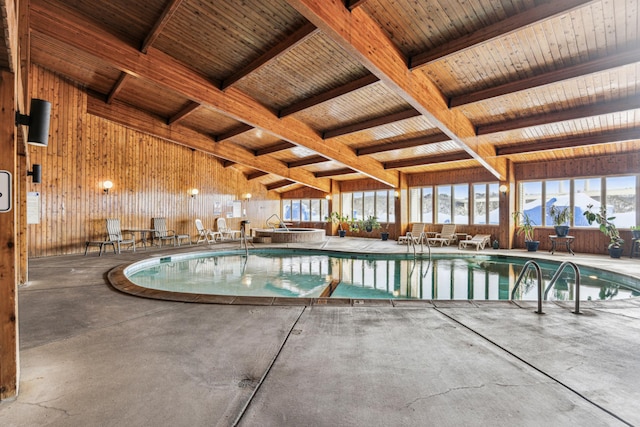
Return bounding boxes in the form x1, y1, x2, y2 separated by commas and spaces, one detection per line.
116, 249, 640, 303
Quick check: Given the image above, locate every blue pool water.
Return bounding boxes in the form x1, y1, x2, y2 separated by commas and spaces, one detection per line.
124, 249, 640, 302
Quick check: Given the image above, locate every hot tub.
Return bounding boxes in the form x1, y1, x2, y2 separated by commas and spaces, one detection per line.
253, 228, 326, 243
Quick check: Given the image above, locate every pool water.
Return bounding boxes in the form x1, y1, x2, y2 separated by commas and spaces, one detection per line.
125, 250, 640, 301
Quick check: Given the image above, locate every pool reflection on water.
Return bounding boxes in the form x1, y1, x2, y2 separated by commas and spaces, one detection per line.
125, 250, 640, 301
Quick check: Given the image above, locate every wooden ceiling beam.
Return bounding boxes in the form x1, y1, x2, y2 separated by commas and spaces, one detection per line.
86, 95, 330, 192
222, 160, 235, 168
140, 0, 185, 53
451, 47, 640, 107
356, 132, 449, 155
30, 1, 399, 188
278, 74, 379, 117
477, 98, 640, 135
287, 0, 505, 180
383, 152, 470, 169
323, 109, 420, 139
246, 170, 269, 180
221, 22, 319, 90
255, 141, 296, 156
314, 168, 357, 177
106, 73, 130, 104
410, 0, 595, 69
496, 128, 640, 156
167, 101, 201, 125
346, 1, 370, 11
288, 155, 330, 168
267, 179, 295, 190
214, 123, 254, 142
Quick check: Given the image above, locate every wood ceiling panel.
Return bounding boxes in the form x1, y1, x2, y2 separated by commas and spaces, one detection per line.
331, 116, 438, 147
394, 159, 480, 174
235, 32, 370, 110
155, 0, 306, 80
292, 81, 411, 132
31, 32, 121, 94
114, 77, 190, 118
504, 140, 640, 163
369, 141, 462, 163
460, 64, 640, 125
178, 107, 242, 136
39, 0, 167, 46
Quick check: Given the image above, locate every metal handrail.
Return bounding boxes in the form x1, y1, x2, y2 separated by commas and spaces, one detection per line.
543, 261, 581, 314
265, 214, 289, 231
511, 260, 544, 314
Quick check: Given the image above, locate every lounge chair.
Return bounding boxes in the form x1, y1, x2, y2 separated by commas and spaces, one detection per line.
153, 217, 191, 246
458, 234, 491, 251
426, 224, 457, 246
195, 219, 221, 244
106, 218, 136, 254
216, 217, 241, 241
397, 223, 426, 245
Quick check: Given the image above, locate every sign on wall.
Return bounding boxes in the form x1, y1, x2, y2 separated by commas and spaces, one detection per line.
0, 171, 11, 212
27, 192, 41, 224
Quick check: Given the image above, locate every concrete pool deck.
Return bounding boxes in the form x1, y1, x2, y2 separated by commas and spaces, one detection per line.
1, 237, 639, 426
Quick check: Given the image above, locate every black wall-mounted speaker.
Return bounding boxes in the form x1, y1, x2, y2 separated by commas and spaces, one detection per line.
28, 164, 42, 184
27, 99, 51, 147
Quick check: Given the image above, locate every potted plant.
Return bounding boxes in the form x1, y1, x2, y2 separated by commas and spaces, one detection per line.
326, 212, 348, 237
548, 205, 572, 237
360, 215, 381, 233
583, 204, 624, 258
380, 223, 390, 241
512, 211, 539, 251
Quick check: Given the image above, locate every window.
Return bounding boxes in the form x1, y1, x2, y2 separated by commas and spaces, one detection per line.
473, 183, 500, 225
518, 175, 637, 228
436, 185, 451, 223
341, 190, 396, 223
281, 198, 329, 222
453, 184, 469, 225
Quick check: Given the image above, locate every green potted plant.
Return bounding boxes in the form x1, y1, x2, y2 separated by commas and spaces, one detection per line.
548, 205, 572, 237
360, 215, 381, 233
512, 211, 539, 251
326, 212, 348, 237
380, 223, 390, 241
583, 204, 624, 258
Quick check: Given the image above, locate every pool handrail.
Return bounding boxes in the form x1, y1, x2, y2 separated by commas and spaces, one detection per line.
266, 214, 289, 231
511, 260, 544, 314
543, 261, 582, 314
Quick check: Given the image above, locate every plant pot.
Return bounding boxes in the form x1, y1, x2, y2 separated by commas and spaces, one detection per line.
338, 230, 346, 238
525, 241, 540, 252
554, 225, 570, 237
381, 232, 389, 241
609, 246, 623, 258
492, 240, 499, 249
365, 226, 373, 232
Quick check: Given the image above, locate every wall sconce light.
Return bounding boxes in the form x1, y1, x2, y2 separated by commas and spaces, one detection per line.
325, 194, 331, 200
499, 184, 508, 195
190, 188, 199, 198
27, 164, 42, 184
394, 190, 400, 198
15, 99, 52, 147
103, 180, 113, 194
244, 193, 252, 200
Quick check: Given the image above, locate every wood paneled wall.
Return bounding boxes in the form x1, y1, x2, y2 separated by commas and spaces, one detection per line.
27, 66, 279, 257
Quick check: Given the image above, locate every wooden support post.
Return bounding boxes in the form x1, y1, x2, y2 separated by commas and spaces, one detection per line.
0, 69, 19, 400
498, 160, 515, 249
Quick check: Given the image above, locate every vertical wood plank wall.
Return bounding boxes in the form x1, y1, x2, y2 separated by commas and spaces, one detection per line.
27, 66, 279, 257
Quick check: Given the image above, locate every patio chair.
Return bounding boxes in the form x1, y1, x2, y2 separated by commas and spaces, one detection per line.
195, 219, 221, 244
458, 234, 491, 251
106, 218, 136, 254
427, 224, 457, 246
152, 217, 191, 246
397, 223, 426, 245
216, 217, 241, 241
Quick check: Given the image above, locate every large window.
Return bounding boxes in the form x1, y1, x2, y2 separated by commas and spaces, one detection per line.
518, 175, 637, 228
473, 183, 499, 225
409, 187, 433, 223
341, 190, 395, 223
282, 198, 329, 222
411, 184, 475, 224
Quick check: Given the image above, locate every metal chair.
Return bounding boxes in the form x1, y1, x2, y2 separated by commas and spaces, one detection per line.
152, 217, 191, 246
106, 218, 136, 254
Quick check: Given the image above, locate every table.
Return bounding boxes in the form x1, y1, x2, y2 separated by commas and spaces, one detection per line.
549, 235, 575, 255
124, 229, 155, 249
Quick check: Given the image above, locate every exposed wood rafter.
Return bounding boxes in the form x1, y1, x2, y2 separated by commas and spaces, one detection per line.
255, 141, 296, 156
167, 101, 201, 125
356, 132, 449, 155
287, 155, 329, 168
215, 124, 254, 142
106, 73, 130, 104
323, 108, 420, 139
246, 170, 269, 180
267, 179, 295, 190
314, 168, 357, 177
383, 152, 469, 169
140, 0, 185, 54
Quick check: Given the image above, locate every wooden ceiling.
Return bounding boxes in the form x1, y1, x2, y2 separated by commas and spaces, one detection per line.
11, 0, 640, 192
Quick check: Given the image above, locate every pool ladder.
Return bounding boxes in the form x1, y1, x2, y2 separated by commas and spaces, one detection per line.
511, 260, 582, 315
266, 214, 289, 231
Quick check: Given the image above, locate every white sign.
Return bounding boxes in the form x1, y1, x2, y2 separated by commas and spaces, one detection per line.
27, 192, 41, 224
0, 171, 11, 212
